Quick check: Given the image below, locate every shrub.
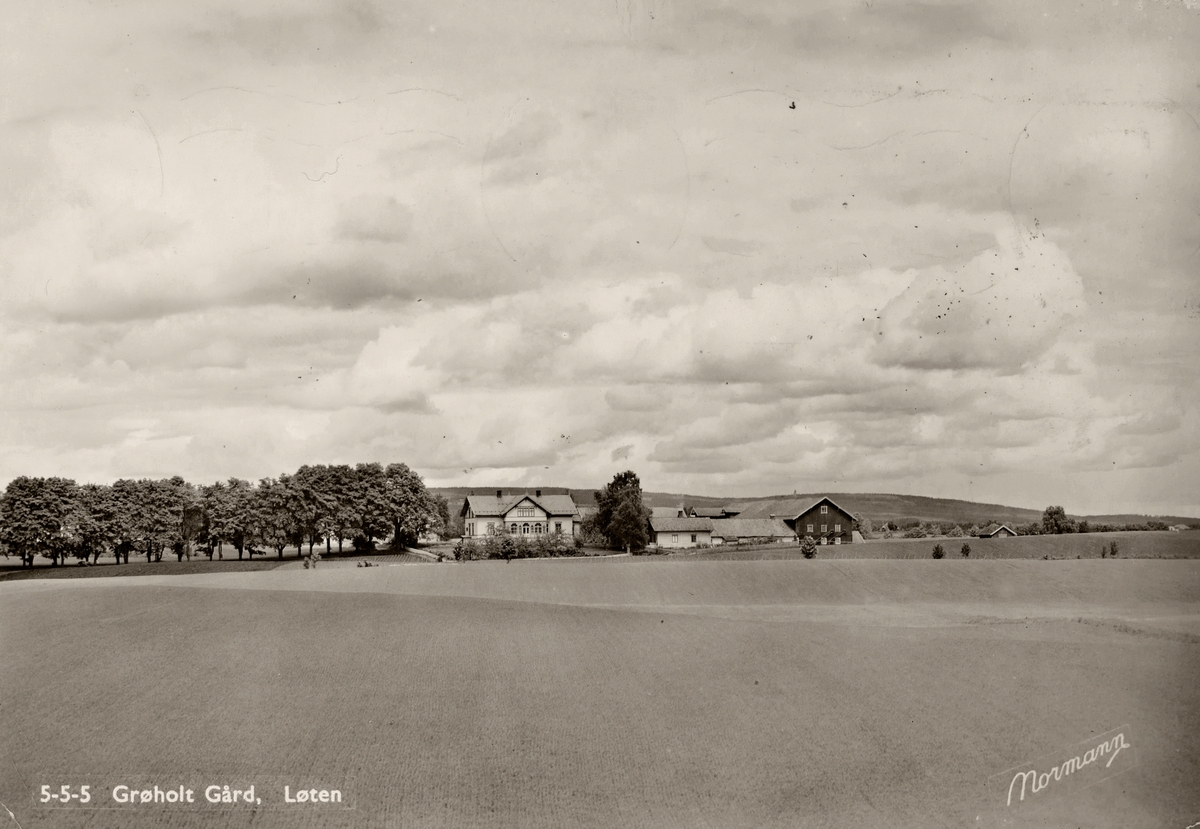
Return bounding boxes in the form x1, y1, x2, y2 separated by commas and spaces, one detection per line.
960, 542, 970, 558
904, 525, 927, 539
947, 525, 964, 538
932, 543, 945, 559
800, 535, 817, 559
1109, 541, 1119, 558
1101, 544, 1107, 559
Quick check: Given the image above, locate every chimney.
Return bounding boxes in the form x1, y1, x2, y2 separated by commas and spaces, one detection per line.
496, 489, 502, 499
536, 489, 541, 498
769, 514, 776, 520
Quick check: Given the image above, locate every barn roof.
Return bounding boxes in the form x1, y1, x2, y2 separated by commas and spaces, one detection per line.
979, 523, 1016, 537
710, 518, 793, 539
649, 517, 713, 533
690, 506, 730, 518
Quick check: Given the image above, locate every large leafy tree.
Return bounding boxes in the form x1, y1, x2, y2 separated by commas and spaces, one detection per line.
326, 465, 359, 553
292, 464, 338, 555
253, 476, 303, 558
352, 463, 392, 548
383, 462, 436, 548
70, 483, 119, 564
204, 478, 255, 559
594, 471, 651, 553
0, 476, 78, 566
1041, 505, 1076, 535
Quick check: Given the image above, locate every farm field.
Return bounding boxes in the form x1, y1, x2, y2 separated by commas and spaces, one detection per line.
1, 559, 1198, 829
678, 529, 1200, 561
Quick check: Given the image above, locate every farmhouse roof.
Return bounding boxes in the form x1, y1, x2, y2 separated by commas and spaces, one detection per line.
690, 506, 730, 518
463, 492, 578, 518
787, 496, 857, 522
651, 506, 686, 519
979, 523, 1016, 537
710, 518, 793, 540
649, 516, 713, 533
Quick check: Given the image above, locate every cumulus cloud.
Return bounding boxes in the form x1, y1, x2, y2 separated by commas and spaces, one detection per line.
873, 230, 1086, 371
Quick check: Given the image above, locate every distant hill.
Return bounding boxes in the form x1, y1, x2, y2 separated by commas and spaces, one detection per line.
430, 486, 1198, 530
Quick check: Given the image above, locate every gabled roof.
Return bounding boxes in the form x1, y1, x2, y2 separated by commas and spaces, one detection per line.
462, 492, 578, 518
710, 518, 793, 539
979, 523, 1017, 537
649, 516, 713, 533
690, 507, 730, 518
787, 496, 857, 522
651, 506, 686, 519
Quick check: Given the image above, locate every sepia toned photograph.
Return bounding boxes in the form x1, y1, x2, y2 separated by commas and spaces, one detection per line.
1, 1, 1197, 827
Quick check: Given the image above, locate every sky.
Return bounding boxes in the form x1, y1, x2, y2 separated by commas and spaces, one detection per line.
1, 0, 1198, 516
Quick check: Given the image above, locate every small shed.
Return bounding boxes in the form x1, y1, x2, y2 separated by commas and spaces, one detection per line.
978, 523, 1017, 538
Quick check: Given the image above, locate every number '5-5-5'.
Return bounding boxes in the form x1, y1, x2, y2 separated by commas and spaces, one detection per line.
40, 785, 90, 803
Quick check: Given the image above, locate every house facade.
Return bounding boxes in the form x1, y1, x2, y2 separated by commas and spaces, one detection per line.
648, 516, 713, 548
787, 497, 856, 545
461, 490, 579, 538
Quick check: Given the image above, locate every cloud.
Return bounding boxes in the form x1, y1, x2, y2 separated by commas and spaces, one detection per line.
873, 230, 1086, 371
335, 194, 414, 242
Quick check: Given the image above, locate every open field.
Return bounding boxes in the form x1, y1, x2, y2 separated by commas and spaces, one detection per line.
1, 559, 1198, 829
680, 530, 1200, 561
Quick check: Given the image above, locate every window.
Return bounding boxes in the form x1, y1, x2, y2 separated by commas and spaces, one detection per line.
672, 534, 678, 543
834, 524, 841, 533
486, 522, 494, 534
467, 522, 474, 536
820, 505, 828, 514
554, 523, 562, 534
517, 506, 534, 518
534, 523, 542, 534
821, 524, 827, 533
807, 524, 814, 533
834, 537, 841, 545
522, 523, 530, 535
510, 523, 518, 533
691, 534, 697, 543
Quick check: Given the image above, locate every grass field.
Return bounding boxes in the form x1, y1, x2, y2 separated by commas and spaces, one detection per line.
1, 559, 1198, 829
673, 529, 1200, 560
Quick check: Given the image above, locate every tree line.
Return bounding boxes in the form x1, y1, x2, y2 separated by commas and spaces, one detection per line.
0, 463, 448, 567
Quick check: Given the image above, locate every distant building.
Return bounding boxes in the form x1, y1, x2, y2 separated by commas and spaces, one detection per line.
688, 505, 742, 519
710, 517, 794, 545
648, 516, 713, 548
786, 497, 856, 545
978, 523, 1017, 538
461, 490, 579, 538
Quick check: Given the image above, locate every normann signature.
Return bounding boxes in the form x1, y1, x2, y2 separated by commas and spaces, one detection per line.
1007, 731, 1132, 807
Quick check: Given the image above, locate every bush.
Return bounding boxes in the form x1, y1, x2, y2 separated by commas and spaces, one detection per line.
960, 542, 970, 558
904, 525, 927, 539
932, 543, 945, 559
947, 525, 964, 538
1109, 541, 1119, 558
800, 535, 817, 559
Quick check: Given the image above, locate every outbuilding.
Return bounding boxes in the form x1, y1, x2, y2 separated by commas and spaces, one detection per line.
648, 517, 713, 548
978, 523, 1017, 538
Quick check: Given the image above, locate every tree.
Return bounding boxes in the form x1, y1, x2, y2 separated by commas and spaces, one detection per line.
352, 463, 392, 549
382, 463, 436, 548
0, 476, 77, 566
800, 535, 817, 559
253, 477, 302, 559
205, 478, 255, 559
292, 464, 337, 555
1041, 505, 1076, 535
960, 542, 971, 558
856, 516, 873, 539
594, 471, 651, 553
932, 543, 945, 559
70, 484, 119, 565
326, 465, 359, 553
